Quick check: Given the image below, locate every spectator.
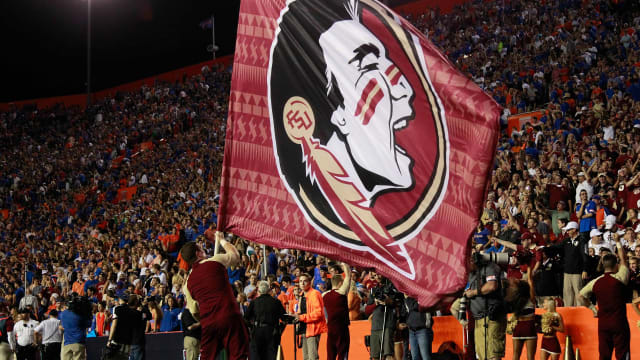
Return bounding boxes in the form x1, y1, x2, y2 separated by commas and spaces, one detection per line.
402, 295, 434, 360
181, 306, 201, 360
34, 309, 62, 360
159, 296, 181, 332
553, 222, 589, 306
294, 273, 327, 360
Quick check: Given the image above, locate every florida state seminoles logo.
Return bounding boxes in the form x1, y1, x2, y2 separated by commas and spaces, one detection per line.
268, 0, 449, 279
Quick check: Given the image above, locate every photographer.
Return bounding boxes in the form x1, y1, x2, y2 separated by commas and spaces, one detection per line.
463, 254, 507, 360
365, 280, 400, 360
60, 296, 92, 360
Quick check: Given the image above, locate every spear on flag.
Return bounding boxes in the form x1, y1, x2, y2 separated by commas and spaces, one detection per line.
283, 97, 415, 278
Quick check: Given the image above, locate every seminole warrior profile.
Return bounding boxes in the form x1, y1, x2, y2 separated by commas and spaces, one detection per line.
269, 0, 448, 279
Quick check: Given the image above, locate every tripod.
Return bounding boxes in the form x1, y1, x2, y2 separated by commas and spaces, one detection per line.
379, 304, 388, 360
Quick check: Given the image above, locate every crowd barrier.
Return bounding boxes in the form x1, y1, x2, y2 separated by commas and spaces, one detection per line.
86, 331, 184, 360
507, 110, 548, 135
83, 306, 640, 360
280, 305, 640, 360
393, 0, 472, 16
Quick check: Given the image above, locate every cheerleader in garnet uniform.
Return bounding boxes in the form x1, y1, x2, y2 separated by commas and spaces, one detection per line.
508, 278, 538, 360
540, 297, 565, 360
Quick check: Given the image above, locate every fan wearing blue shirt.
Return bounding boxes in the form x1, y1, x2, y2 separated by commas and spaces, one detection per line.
60, 301, 93, 358
576, 189, 597, 234
473, 225, 490, 246
159, 297, 182, 332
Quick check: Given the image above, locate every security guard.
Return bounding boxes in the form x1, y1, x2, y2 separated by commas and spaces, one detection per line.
34, 309, 63, 360
244, 281, 287, 360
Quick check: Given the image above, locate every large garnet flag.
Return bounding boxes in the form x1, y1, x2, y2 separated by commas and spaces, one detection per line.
218, 0, 501, 306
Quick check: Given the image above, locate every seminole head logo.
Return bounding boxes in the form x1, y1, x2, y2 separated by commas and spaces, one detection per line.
268, 0, 449, 279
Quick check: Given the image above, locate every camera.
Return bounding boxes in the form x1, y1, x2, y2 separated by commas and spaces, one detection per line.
67, 295, 93, 320
458, 296, 469, 321
371, 280, 402, 305
472, 251, 510, 266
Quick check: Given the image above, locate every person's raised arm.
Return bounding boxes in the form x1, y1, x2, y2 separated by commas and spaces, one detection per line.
493, 237, 518, 251
204, 231, 240, 268
578, 278, 598, 317
336, 263, 351, 296
613, 232, 628, 268
625, 172, 640, 188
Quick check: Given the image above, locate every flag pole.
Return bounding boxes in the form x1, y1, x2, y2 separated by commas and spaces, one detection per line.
262, 245, 267, 280
87, 0, 92, 106
211, 15, 216, 60
214, 231, 221, 256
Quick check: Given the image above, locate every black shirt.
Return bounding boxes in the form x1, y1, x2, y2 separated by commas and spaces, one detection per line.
131, 308, 149, 346
403, 297, 431, 331
534, 257, 562, 297
468, 263, 504, 319
553, 235, 588, 274
244, 294, 286, 328
181, 308, 201, 340
112, 304, 142, 345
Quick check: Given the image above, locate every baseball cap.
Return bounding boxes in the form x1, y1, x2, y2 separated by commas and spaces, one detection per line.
577, 172, 586, 177
589, 229, 602, 237
562, 221, 579, 231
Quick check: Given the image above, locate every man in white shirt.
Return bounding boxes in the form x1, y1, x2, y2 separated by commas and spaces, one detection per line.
34, 309, 63, 360
18, 289, 39, 314
152, 264, 167, 286
588, 229, 613, 255
14, 309, 39, 360
575, 172, 594, 205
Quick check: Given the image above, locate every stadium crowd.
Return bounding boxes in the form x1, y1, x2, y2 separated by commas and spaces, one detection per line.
1, 0, 640, 359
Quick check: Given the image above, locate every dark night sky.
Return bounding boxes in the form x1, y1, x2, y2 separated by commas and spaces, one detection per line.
1, 0, 241, 102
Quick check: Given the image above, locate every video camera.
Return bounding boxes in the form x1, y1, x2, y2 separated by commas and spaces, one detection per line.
371, 280, 403, 306
67, 295, 93, 320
